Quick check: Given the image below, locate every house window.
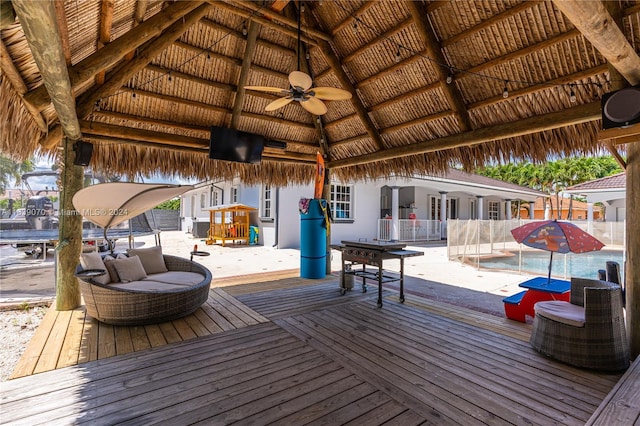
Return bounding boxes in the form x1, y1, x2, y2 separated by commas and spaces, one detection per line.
331, 184, 352, 219
200, 193, 206, 209
262, 185, 272, 218
231, 186, 238, 204
488, 201, 500, 220
469, 199, 477, 220
429, 196, 440, 220
209, 187, 220, 206
447, 198, 458, 219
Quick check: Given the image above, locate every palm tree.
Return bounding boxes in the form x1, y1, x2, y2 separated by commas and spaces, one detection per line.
0, 155, 34, 193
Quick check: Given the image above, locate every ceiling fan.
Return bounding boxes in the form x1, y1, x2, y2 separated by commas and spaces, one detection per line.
244, 3, 351, 116
245, 71, 352, 115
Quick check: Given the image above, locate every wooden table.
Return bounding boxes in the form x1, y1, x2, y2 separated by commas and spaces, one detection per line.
332, 241, 424, 308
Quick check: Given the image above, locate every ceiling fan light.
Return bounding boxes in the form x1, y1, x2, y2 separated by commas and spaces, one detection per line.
446, 74, 453, 84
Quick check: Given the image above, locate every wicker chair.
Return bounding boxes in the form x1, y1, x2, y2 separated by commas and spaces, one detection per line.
77, 254, 212, 325
530, 277, 629, 371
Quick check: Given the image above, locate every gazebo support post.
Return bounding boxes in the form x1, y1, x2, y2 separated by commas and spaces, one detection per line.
627, 140, 640, 359
55, 137, 84, 310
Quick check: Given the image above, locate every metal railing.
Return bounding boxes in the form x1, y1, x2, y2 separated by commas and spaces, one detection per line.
377, 219, 442, 242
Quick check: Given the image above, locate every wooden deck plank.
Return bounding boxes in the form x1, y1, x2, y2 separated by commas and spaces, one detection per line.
78, 316, 99, 364
57, 308, 87, 369
33, 309, 72, 374
9, 307, 60, 378
4, 275, 626, 425
114, 325, 134, 356
336, 303, 605, 421
586, 358, 640, 425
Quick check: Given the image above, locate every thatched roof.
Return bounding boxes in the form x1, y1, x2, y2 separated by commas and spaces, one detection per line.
1, 0, 639, 186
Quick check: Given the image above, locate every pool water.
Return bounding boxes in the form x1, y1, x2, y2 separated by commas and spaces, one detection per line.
478, 250, 625, 281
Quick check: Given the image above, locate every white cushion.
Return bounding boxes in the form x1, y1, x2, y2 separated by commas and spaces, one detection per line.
144, 271, 203, 286
535, 301, 585, 327
109, 280, 190, 292
127, 246, 167, 275
112, 255, 147, 283
80, 251, 110, 285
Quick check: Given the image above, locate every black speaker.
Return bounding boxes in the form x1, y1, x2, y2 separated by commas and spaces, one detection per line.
73, 141, 93, 166
601, 85, 640, 129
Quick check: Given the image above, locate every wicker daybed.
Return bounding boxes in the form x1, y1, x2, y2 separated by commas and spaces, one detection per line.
76, 253, 212, 325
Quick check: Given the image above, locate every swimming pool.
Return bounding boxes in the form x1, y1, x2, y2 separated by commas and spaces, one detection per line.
478, 250, 625, 281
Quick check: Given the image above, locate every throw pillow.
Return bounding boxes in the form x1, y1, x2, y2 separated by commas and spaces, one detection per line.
127, 246, 168, 275
102, 255, 120, 283
79, 251, 110, 285
113, 255, 147, 283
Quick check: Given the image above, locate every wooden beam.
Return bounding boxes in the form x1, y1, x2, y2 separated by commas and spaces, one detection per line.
231, 20, 260, 129
468, 64, 609, 110
379, 111, 453, 135
12, 0, 81, 140
145, 64, 236, 92
212, 1, 320, 47
0, 38, 47, 131
331, 1, 376, 35
458, 28, 581, 81
23, 1, 204, 112
80, 120, 208, 149
95, 0, 115, 85
605, 141, 627, 170
53, 0, 71, 65
76, 4, 212, 119
553, 0, 640, 85
317, 39, 385, 151
406, 1, 471, 131
342, 17, 413, 63
328, 101, 601, 168
442, 1, 542, 48
134, 0, 148, 23
597, 122, 640, 142
228, 0, 332, 42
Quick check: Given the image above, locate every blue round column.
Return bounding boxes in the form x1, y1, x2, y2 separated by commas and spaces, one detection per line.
300, 199, 327, 279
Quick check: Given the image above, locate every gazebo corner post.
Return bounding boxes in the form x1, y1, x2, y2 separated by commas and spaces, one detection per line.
55, 137, 85, 311
626, 140, 640, 360
323, 167, 331, 275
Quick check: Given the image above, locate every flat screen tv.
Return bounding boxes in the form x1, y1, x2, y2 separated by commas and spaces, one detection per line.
209, 127, 264, 164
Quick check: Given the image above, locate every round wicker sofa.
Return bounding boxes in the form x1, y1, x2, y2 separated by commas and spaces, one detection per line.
76, 254, 212, 325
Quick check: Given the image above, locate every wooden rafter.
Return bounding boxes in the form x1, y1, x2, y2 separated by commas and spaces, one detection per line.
95, 0, 114, 86
553, 0, 640, 85
76, 4, 212, 120
0, 37, 47, 131
456, 29, 581, 81
231, 20, 260, 129
331, 1, 376, 35
229, 0, 331, 42
406, 1, 471, 132
214, 1, 320, 47
23, 1, 204, 112
318, 39, 385, 151
379, 111, 453, 135
329, 102, 601, 168
12, 0, 81, 141
53, 0, 71, 65
441, 1, 542, 48
342, 16, 414, 63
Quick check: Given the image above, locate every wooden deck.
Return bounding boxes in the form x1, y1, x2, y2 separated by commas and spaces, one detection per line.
2, 273, 624, 425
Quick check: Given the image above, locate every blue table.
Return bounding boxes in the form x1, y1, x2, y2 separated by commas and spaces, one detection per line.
504, 277, 571, 322
518, 277, 571, 293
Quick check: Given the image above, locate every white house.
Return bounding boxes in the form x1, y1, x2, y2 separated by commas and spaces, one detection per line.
180, 169, 545, 249
565, 172, 626, 222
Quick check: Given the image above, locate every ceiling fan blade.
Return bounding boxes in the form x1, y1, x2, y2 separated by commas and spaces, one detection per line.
265, 97, 294, 111
289, 71, 313, 91
300, 96, 328, 115
245, 86, 288, 94
312, 87, 353, 101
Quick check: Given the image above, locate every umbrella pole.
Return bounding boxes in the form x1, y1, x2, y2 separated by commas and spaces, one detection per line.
547, 251, 553, 285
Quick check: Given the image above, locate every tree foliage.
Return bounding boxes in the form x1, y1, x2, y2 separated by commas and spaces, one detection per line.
476, 156, 623, 193
155, 198, 180, 210
0, 155, 34, 193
